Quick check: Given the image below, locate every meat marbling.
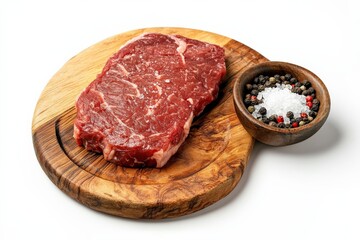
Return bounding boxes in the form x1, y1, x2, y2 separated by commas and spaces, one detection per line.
74, 33, 226, 167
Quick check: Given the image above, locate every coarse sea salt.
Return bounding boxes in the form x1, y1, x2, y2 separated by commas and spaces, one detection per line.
252, 84, 310, 124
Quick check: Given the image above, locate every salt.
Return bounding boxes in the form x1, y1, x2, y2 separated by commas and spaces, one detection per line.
252, 84, 310, 124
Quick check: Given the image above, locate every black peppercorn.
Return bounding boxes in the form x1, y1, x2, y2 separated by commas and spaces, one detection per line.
253, 77, 259, 84
302, 90, 309, 96
285, 73, 292, 80
309, 110, 317, 117
290, 77, 298, 84
277, 122, 285, 128
259, 107, 267, 115
261, 116, 269, 124
313, 98, 320, 105
251, 89, 259, 96
308, 87, 315, 94
244, 98, 251, 106
303, 80, 311, 88
246, 84, 253, 91
269, 121, 277, 127
295, 82, 302, 87
268, 114, 277, 122
311, 104, 319, 111
260, 77, 266, 85
286, 111, 294, 119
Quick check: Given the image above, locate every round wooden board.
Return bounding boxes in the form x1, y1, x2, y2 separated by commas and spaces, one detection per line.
32, 27, 267, 219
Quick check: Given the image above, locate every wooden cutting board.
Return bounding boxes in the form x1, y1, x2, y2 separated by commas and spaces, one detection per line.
32, 27, 267, 219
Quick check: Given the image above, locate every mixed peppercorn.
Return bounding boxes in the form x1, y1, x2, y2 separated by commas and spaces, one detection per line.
243, 73, 320, 128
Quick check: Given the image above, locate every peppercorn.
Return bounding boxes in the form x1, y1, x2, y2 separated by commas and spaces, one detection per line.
280, 75, 285, 81
269, 77, 276, 84
290, 77, 298, 84
268, 114, 277, 122
260, 77, 266, 85
274, 74, 280, 80
258, 84, 265, 92
286, 111, 294, 119
290, 118, 297, 124
244, 98, 251, 106
246, 84, 253, 91
250, 98, 259, 106
295, 82, 302, 87
306, 95, 313, 102
302, 90, 309, 96
309, 111, 316, 117
311, 104, 319, 111
252, 84, 258, 90
253, 77, 259, 84
269, 121, 277, 127
261, 116, 269, 124
285, 73, 292, 80
285, 123, 291, 128
277, 116, 284, 123
299, 121, 305, 126
306, 101, 313, 108
292, 122, 299, 128
245, 94, 251, 99
303, 80, 311, 88
247, 105, 255, 113
308, 116, 314, 121
251, 89, 259, 96
312, 99, 320, 105
308, 87, 315, 94
296, 88, 302, 94
300, 112, 308, 118
300, 85, 306, 91
258, 107, 267, 115
277, 122, 285, 128
295, 117, 302, 123
302, 118, 310, 124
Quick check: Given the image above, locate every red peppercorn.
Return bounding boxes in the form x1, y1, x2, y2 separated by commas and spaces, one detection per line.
306, 95, 313, 102
300, 112, 308, 118
306, 102, 313, 108
292, 122, 299, 128
277, 116, 284, 123
250, 95, 257, 101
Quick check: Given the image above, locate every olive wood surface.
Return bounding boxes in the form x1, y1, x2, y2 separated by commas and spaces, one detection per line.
32, 27, 267, 219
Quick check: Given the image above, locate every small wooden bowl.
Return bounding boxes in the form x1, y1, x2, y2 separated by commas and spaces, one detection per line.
233, 61, 331, 146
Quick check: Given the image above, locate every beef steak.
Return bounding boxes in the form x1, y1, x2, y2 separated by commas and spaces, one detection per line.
74, 33, 226, 167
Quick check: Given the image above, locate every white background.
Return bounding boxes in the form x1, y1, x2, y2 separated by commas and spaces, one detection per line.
1, 0, 359, 239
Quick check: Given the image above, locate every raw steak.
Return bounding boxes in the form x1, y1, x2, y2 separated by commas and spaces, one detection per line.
74, 33, 226, 168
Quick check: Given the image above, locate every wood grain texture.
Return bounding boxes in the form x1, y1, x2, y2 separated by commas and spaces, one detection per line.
32, 27, 267, 219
